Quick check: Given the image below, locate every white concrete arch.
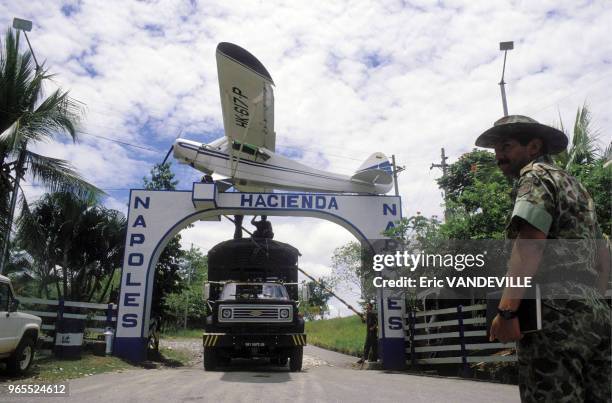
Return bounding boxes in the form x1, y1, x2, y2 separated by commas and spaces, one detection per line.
114, 183, 404, 368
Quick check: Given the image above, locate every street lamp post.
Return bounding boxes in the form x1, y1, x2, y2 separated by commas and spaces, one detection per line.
0, 18, 38, 275
499, 41, 514, 117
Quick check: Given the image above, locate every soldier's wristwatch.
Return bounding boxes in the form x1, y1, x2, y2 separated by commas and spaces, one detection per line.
497, 308, 518, 320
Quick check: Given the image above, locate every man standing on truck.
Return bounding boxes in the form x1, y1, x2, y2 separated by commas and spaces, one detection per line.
251, 215, 274, 239
357, 302, 378, 364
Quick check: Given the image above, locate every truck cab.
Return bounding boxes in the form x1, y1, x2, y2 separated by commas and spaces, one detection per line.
202, 238, 306, 371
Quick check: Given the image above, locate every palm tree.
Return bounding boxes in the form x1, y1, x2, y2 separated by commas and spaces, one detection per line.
555, 103, 601, 170
0, 27, 101, 270
16, 192, 126, 301
554, 103, 611, 235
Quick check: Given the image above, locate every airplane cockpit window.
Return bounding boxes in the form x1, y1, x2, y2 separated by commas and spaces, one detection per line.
231, 140, 270, 161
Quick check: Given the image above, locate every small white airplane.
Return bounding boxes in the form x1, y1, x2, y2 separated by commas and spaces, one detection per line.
173, 42, 394, 195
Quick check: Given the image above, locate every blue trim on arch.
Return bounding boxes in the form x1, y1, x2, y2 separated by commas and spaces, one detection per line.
382, 338, 406, 370
114, 337, 147, 362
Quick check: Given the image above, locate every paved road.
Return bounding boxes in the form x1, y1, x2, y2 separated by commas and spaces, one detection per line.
1, 345, 520, 403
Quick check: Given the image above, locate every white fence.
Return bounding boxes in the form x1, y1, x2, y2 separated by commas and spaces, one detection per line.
18, 297, 117, 342
405, 303, 516, 369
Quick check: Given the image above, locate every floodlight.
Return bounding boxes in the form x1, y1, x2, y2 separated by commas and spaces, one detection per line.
12, 18, 32, 32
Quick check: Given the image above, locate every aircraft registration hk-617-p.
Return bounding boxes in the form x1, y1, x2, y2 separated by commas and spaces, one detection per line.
173, 42, 394, 194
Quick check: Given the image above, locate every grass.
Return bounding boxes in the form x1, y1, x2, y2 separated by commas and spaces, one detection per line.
305, 315, 365, 357
0, 352, 135, 383
157, 347, 192, 366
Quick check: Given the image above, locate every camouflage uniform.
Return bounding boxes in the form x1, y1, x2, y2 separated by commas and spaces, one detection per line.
506, 155, 611, 403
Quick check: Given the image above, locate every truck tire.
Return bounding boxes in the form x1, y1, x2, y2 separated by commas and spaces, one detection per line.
7, 336, 35, 375
204, 347, 217, 371
279, 355, 288, 366
289, 346, 303, 372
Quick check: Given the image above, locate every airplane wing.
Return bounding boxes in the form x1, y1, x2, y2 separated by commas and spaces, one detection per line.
216, 42, 276, 153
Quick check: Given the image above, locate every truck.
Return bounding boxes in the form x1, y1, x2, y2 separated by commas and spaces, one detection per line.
202, 237, 306, 372
0, 274, 42, 375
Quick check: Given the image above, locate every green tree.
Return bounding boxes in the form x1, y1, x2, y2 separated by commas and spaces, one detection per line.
555, 104, 610, 235
300, 277, 335, 320
163, 245, 208, 328
16, 192, 125, 301
143, 162, 185, 322
0, 27, 100, 267
437, 149, 512, 240
331, 241, 380, 302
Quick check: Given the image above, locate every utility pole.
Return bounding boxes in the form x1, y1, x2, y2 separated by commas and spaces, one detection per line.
430, 148, 450, 221
391, 155, 405, 197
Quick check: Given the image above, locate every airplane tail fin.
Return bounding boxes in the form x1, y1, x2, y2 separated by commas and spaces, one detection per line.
351, 152, 393, 185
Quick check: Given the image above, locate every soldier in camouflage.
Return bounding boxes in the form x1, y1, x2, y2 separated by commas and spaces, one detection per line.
477, 115, 611, 403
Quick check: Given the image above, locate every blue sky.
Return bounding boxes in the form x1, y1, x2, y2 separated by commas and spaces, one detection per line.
2, 0, 611, 315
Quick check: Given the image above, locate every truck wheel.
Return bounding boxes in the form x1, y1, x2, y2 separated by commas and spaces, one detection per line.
7, 336, 35, 375
279, 355, 288, 366
204, 347, 217, 371
289, 346, 303, 372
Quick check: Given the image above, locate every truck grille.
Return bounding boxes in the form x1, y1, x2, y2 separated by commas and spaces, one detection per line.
218, 305, 292, 323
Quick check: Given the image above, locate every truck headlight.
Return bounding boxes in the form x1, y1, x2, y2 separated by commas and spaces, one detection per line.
221, 308, 232, 319
279, 308, 290, 319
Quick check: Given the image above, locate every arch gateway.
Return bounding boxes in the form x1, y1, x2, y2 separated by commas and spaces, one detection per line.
114, 183, 406, 370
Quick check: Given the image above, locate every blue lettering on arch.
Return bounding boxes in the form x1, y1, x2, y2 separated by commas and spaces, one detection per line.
130, 233, 145, 246
387, 299, 401, 310
315, 196, 326, 209
133, 215, 146, 228
328, 197, 338, 210
241, 194, 253, 207
301, 196, 312, 209
134, 196, 150, 209
255, 195, 266, 207
128, 253, 144, 266
388, 316, 403, 330
124, 293, 140, 307
287, 195, 298, 208
383, 203, 397, 216
267, 195, 278, 207
385, 221, 395, 231
125, 273, 141, 286
122, 313, 138, 328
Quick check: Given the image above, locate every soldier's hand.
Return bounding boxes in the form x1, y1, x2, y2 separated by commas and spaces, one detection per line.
489, 315, 523, 343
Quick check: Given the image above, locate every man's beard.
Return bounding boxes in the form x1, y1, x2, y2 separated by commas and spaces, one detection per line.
498, 156, 532, 178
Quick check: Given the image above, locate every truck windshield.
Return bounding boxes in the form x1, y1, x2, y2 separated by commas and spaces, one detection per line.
221, 283, 289, 300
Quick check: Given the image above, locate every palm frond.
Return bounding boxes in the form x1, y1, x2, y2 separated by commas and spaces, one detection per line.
0, 89, 82, 150
25, 151, 104, 199
562, 103, 601, 170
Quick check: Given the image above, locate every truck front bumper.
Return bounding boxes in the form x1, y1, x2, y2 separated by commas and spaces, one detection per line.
203, 333, 306, 348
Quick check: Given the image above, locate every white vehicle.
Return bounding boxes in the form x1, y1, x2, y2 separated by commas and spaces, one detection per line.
173, 42, 394, 195
0, 274, 41, 375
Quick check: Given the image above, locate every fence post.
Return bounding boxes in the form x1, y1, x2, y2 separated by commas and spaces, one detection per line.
457, 305, 468, 376
106, 303, 114, 329
409, 310, 416, 367
57, 298, 64, 325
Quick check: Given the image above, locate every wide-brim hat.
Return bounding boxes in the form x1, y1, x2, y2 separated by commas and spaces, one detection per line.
475, 115, 568, 155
